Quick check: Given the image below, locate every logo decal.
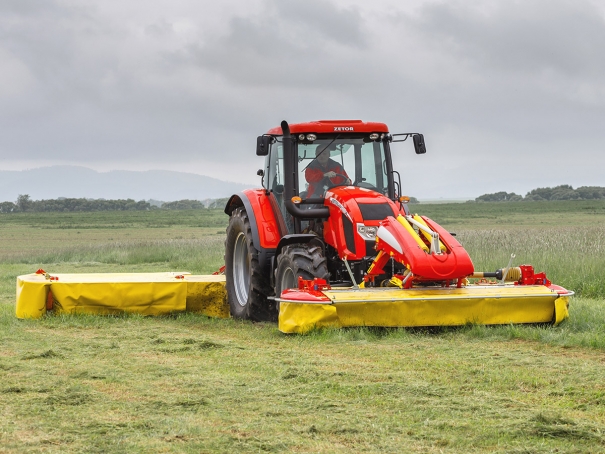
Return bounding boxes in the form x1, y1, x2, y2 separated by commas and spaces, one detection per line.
333, 127, 354, 131
329, 197, 353, 223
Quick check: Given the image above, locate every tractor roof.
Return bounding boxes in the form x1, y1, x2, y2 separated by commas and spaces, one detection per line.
266, 120, 389, 135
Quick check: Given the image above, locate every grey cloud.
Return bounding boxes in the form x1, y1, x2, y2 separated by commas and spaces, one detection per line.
0, 0, 603, 198
272, 0, 365, 47
184, 0, 369, 88
144, 20, 175, 38
415, 1, 605, 78
372, 0, 605, 143
0, 0, 64, 15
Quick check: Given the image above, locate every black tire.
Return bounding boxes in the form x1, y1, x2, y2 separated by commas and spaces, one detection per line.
275, 244, 329, 310
225, 207, 274, 321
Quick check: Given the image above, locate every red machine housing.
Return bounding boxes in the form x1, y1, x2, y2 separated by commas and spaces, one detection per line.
367, 216, 474, 282
322, 187, 402, 261
267, 120, 389, 136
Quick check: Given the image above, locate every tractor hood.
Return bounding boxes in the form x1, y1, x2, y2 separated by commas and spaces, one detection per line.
324, 186, 401, 224
322, 186, 403, 260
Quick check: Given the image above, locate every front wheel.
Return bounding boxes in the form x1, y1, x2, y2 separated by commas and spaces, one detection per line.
275, 244, 329, 311
225, 208, 274, 321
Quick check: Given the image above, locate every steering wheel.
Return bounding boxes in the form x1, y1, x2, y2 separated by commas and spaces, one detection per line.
324, 174, 351, 189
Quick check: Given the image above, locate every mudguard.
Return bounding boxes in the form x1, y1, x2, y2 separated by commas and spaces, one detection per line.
225, 189, 287, 273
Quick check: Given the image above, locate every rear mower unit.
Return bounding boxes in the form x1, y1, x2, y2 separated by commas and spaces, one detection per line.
224, 120, 573, 333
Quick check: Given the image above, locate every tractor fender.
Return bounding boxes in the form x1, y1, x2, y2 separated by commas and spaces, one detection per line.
225, 190, 286, 273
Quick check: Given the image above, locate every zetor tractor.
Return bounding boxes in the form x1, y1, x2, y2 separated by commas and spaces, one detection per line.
224, 119, 435, 320
224, 120, 572, 329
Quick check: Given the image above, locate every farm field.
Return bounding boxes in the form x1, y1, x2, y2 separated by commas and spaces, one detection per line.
1, 201, 605, 453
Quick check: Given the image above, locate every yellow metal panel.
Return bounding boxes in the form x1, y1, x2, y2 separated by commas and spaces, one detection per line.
554, 296, 570, 325
15, 272, 228, 319
52, 281, 185, 316
279, 302, 339, 334
278, 285, 568, 333
16, 275, 49, 319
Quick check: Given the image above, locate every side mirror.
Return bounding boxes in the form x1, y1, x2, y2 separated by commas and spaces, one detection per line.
413, 134, 426, 154
256, 135, 272, 156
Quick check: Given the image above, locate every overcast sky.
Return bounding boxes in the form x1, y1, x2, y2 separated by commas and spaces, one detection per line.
1, 0, 604, 199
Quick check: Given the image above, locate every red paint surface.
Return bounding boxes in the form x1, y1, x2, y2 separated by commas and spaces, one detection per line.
371, 215, 474, 281
243, 189, 282, 249
323, 187, 401, 260
267, 120, 389, 135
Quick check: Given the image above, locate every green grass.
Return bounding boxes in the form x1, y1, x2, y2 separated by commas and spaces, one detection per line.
415, 199, 605, 228
0, 208, 227, 229
458, 226, 605, 298
2, 307, 605, 453
2, 204, 605, 452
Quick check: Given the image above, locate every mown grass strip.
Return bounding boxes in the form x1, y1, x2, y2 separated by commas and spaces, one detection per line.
2, 302, 605, 453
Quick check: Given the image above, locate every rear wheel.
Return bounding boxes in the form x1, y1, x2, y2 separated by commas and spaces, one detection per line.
225, 208, 274, 321
275, 244, 329, 311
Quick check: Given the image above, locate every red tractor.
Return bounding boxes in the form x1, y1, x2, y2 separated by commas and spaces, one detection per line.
224, 119, 465, 320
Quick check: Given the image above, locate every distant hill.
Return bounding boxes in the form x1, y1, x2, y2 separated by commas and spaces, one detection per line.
0, 166, 253, 202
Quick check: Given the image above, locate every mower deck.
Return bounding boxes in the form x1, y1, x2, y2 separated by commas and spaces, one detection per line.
16, 272, 229, 319
16, 272, 572, 336
277, 284, 573, 333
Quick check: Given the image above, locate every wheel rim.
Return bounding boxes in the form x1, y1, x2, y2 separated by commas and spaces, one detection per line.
233, 232, 250, 306
281, 267, 296, 292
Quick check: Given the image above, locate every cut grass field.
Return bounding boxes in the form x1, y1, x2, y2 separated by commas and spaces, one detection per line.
2, 201, 605, 453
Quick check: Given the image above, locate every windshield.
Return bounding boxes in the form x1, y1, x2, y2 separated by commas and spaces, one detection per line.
298, 138, 388, 198
265, 136, 390, 233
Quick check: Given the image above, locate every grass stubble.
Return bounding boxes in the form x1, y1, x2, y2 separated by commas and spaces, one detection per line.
1, 203, 605, 453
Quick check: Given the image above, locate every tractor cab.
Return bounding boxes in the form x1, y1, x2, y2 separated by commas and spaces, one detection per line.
265, 135, 391, 233
258, 120, 424, 239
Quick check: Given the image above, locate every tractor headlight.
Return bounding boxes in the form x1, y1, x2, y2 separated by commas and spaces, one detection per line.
357, 224, 377, 240
369, 133, 379, 140
306, 134, 317, 141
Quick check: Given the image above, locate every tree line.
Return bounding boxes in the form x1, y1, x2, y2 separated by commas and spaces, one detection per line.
0, 195, 231, 213
474, 185, 605, 202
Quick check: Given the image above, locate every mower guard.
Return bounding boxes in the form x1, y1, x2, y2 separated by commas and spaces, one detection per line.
277, 284, 573, 334
16, 272, 229, 319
